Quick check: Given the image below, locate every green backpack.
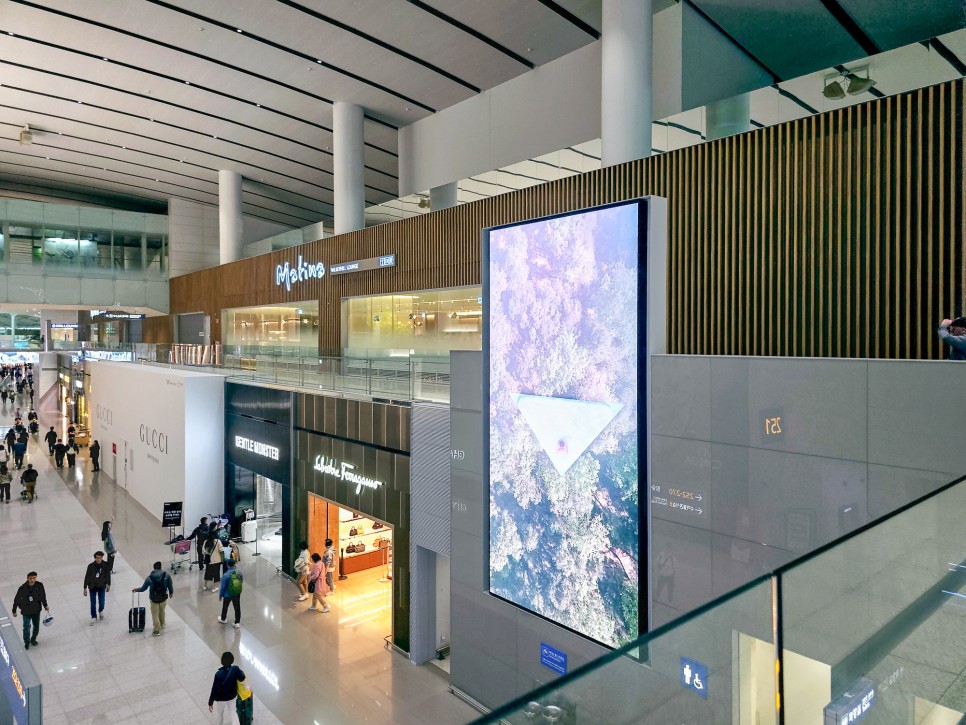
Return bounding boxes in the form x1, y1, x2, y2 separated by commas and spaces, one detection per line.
227, 570, 243, 596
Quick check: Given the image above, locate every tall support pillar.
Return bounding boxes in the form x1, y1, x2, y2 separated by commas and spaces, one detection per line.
601, 0, 653, 167
430, 182, 458, 211
219, 170, 244, 264
334, 102, 365, 234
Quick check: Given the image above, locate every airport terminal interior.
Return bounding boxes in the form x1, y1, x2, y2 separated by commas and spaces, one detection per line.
0, 1, 965, 724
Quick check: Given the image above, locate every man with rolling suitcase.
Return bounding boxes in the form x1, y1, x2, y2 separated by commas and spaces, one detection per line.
132, 562, 174, 636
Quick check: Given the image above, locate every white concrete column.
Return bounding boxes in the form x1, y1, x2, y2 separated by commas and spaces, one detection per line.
705, 95, 752, 142
334, 102, 365, 234
601, 0, 653, 167
218, 170, 244, 264
429, 182, 458, 211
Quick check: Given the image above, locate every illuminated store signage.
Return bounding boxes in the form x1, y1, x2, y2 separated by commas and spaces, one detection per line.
824, 678, 875, 725
0, 622, 29, 722
235, 436, 280, 461
313, 455, 384, 494
101, 313, 144, 320
239, 643, 280, 691
50, 323, 79, 329
330, 254, 397, 275
275, 255, 325, 291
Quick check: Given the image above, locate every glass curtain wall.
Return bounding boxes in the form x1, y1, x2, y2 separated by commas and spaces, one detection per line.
0, 198, 167, 278
343, 286, 482, 357
222, 301, 320, 356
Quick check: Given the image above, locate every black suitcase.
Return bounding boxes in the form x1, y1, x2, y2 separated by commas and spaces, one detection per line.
129, 593, 145, 633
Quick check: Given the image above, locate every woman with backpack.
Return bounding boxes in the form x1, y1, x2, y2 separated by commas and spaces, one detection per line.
203, 532, 223, 592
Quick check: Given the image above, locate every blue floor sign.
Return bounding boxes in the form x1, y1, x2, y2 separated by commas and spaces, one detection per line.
681, 657, 708, 698
540, 643, 567, 676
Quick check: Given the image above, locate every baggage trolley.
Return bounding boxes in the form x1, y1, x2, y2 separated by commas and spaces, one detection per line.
170, 538, 193, 573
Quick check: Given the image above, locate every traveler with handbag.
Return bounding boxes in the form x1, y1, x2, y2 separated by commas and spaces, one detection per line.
203, 532, 223, 592
208, 651, 248, 725
186, 516, 211, 570
307, 553, 330, 613
131, 562, 174, 637
323, 538, 337, 593
294, 541, 311, 601
217, 560, 244, 629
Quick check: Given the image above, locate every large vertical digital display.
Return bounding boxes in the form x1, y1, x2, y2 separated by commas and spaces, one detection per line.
485, 201, 643, 648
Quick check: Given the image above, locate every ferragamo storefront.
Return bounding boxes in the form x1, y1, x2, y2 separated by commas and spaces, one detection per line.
292, 392, 411, 653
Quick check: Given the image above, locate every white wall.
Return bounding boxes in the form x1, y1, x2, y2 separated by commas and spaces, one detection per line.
399, 4, 772, 195
88, 362, 224, 525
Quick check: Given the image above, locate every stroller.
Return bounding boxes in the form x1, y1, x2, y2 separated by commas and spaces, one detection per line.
28, 420, 38, 435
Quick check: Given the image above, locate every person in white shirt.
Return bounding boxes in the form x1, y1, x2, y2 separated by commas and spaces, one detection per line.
293, 542, 311, 601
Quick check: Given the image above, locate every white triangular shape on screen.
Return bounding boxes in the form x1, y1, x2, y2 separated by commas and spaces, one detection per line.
513, 394, 624, 475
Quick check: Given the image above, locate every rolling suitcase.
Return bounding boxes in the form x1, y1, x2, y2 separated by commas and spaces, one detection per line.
129, 593, 145, 633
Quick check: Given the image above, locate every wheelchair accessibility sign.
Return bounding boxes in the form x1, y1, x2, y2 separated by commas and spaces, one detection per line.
681, 657, 708, 699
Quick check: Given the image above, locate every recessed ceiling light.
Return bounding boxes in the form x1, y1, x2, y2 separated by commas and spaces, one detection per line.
6, 32, 13, 36
184, 81, 190, 85
316, 59, 322, 64
77, 100, 83, 104
255, 103, 260, 107
102, 57, 109, 61
45, 157, 49, 160
121, 146, 125, 149
212, 135, 217, 139
236, 28, 243, 33
155, 179, 159, 182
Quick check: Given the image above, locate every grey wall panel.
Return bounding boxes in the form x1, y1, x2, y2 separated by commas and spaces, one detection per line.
411, 403, 452, 547
709, 357, 868, 460
651, 435, 712, 530
868, 361, 966, 475
651, 355, 711, 440
450, 351, 483, 413
866, 464, 953, 520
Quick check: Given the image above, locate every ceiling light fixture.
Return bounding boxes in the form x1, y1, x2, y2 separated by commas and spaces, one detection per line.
846, 69, 876, 96
18, 124, 32, 145
236, 28, 243, 33
822, 77, 846, 100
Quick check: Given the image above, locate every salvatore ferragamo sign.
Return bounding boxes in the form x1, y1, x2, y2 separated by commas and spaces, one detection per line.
313, 455, 384, 494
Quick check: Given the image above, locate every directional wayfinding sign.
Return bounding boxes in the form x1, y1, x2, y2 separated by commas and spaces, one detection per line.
824, 677, 875, 725
681, 657, 708, 699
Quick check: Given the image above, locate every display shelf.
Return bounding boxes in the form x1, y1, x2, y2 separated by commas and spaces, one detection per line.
339, 530, 391, 541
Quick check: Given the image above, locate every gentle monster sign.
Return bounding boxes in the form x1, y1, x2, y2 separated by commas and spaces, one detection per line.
235, 436, 280, 461
275, 255, 325, 291
313, 455, 384, 494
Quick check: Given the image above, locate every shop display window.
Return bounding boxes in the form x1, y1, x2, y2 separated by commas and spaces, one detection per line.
222, 301, 319, 355
342, 286, 482, 356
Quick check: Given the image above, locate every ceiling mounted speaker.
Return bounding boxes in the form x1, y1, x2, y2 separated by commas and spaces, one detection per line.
822, 79, 846, 100
847, 76, 876, 95
18, 124, 32, 145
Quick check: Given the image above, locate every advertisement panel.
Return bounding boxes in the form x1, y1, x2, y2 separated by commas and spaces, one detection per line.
485, 201, 645, 648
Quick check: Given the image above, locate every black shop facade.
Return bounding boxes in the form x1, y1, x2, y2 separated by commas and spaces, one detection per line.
293, 393, 411, 653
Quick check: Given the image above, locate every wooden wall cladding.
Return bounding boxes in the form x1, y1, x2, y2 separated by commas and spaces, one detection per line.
142, 315, 172, 343
168, 80, 964, 359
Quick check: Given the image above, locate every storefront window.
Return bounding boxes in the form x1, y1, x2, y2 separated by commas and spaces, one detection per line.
343, 286, 482, 357
222, 301, 320, 356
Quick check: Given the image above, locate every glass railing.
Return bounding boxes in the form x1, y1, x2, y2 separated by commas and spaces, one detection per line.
138, 346, 450, 403
469, 470, 966, 724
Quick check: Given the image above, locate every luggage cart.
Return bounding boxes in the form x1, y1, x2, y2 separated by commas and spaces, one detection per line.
170, 538, 193, 573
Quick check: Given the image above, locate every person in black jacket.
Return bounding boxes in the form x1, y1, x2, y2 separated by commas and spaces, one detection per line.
187, 517, 210, 569
83, 552, 111, 625
208, 651, 247, 724
90, 440, 101, 471
12, 571, 49, 649
44, 427, 56, 455
20, 464, 38, 502
66, 441, 78, 468
53, 438, 67, 468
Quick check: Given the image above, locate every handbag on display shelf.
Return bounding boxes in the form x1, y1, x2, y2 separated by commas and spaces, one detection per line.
377, 537, 390, 549
349, 527, 358, 536
356, 542, 366, 553
345, 543, 357, 554
372, 521, 383, 530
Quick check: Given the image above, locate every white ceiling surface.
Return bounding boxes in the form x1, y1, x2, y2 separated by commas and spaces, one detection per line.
0, 0, 963, 231
0, 0, 599, 227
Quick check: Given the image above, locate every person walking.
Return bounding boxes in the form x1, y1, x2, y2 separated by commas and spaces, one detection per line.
53, 438, 66, 468
187, 516, 210, 570
5, 426, 16, 452
203, 532, 223, 592
938, 317, 966, 360
82, 551, 111, 625
90, 440, 100, 471
217, 560, 243, 629
323, 538, 337, 594
12, 571, 49, 650
12, 437, 26, 469
307, 553, 331, 613
101, 521, 117, 573
20, 464, 37, 502
44, 426, 56, 455
207, 651, 248, 725
132, 562, 173, 637
66, 440, 78, 468
294, 541, 311, 601
0, 462, 11, 504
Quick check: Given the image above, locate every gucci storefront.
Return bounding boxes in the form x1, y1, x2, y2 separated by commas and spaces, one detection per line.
293, 392, 411, 653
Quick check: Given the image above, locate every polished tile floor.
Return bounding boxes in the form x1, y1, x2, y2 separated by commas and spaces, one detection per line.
0, 406, 477, 724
